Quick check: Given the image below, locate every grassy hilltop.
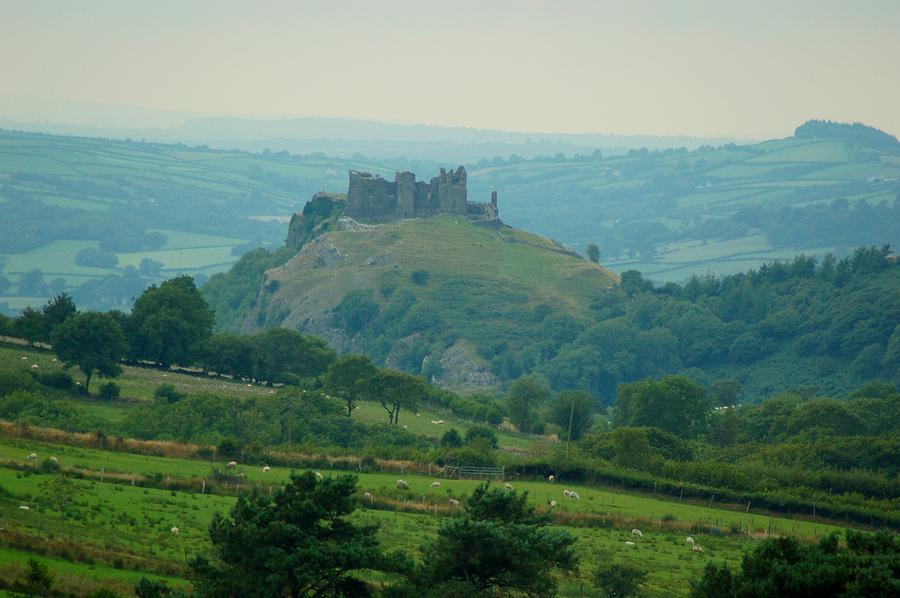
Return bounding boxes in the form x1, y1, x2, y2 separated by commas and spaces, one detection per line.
243, 215, 617, 393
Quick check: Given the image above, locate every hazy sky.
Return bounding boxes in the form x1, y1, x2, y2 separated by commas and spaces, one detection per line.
1, 0, 898, 138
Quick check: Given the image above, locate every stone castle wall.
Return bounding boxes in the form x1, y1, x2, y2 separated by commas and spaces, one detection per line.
344, 166, 497, 222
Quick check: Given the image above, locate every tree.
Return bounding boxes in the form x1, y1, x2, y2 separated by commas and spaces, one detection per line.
253, 328, 336, 385
547, 390, 596, 441
39, 474, 81, 535
18, 269, 49, 296
691, 531, 900, 597
593, 561, 648, 597
18, 558, 54, 597
51, 311, 128, 392
440, 428, 462, 448
190, 472, 410, 597
13, 308, 44, 347
506, 374, 551, 433
710, 379, 741, 407
41, 293, 77, 340
464, 424, 499, 449
129, 276, 214, 367
325, 354, 377, 416
615, 375, 710, 438
587, 243, 601, 264
417, 483, 578, 595
619, 270, 650, 297
364, 369, 426, 425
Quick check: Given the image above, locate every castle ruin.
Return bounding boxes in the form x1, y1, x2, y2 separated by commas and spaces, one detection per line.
345, 166, 498, 222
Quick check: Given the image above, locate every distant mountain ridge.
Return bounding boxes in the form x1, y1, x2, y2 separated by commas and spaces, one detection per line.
0, 115, 747, 162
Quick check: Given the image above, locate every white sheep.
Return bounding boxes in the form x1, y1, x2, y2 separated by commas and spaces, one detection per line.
27, 453, 37, 460
504, 483, 514, 491
30, 364, 39, 369
314, 471, 324, 481
49, 457, 58, 464
692, 545, 705, 554
363, 491, 374, 500
170, 526, 180, 536
396, 479, 409, 490
548, 475, 555, 482
631, 529, 643, 537
549, 500, 557, 507
448, 498, 460, 506
262, 466, 271, 473
563, 489, 572, 498
625, 541, 637, 547
430, 481, 441, 488
226, 461, 237, 468
568, 491, 580, 500
19, 505, 30, 511
686, 536, 695, 545
21, 356, 28, 361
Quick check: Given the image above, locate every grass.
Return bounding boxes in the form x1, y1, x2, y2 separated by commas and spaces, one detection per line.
0, 433, 868, 596
0, 343, 534, 448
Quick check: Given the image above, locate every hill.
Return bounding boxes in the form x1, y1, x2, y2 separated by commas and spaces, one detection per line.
2, 120, 899, 312
237, 214, 617, 393
468, 120, 900, 281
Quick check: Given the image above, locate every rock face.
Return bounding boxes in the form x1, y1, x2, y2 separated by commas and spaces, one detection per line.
344, 166, 498, 222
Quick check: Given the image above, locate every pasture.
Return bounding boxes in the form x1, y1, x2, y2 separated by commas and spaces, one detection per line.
0, 433, 863, 596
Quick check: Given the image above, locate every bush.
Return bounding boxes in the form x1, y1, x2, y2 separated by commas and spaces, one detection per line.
98, 382, 121, 401
464, 424, 499, 449
153, 384, 184, 404
33, 370, 75, 391
593, 561, 647, 597
410, 270, 430, 285
440, 429, 462, 448
0, 370, 39, 396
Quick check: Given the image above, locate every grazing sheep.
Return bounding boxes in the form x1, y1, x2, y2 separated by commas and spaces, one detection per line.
548, 475, 555, 482
226, 461, 238, 468
30, 364, 39, 369
19, 505, 30, 511
686, 536, 695, 545
632, 529, 643, 537
448, 498, 460, 506
430, 481, 441, 488
437, 420, 444, 424
625, 541, 637, 547
363, 492, 374, 502
314, 471, 324, 481
27, 453, 37, 460
396, 479, 409, 490
49, 457, 58, 464
262, 466, 271, 473
52, 358, 58, 363
21, 356, 28, 361
692, 545, 705, 554
504, 483, 514, 491
563, 489, 572, 498
403, 424, 408, 430
170, 526, 180, 536
549, 500, 557, 507
568, 491, 580, 500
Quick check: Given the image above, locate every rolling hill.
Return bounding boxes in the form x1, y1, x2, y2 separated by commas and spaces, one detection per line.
2, 120, 899, 314
239, 214, 618, 393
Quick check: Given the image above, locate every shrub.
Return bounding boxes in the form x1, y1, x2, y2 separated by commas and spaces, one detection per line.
33, 370, 75, 391
464, 424, 499, 449
410, 270, 430, 285
153, 384, 183, 404
0, 369, 38, 396
98, 382, 121, 401
440, 428, 462, 448
593, 561, 647, 597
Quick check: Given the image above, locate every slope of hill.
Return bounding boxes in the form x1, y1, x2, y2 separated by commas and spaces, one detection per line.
470, 121, 900, 281
240, 215, 617, 392
0, 129, 395, 311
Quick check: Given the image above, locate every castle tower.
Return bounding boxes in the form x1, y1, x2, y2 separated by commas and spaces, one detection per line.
395, 171, 416, 218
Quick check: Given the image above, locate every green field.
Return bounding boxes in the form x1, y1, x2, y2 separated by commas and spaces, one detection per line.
0, 432, 860, 596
